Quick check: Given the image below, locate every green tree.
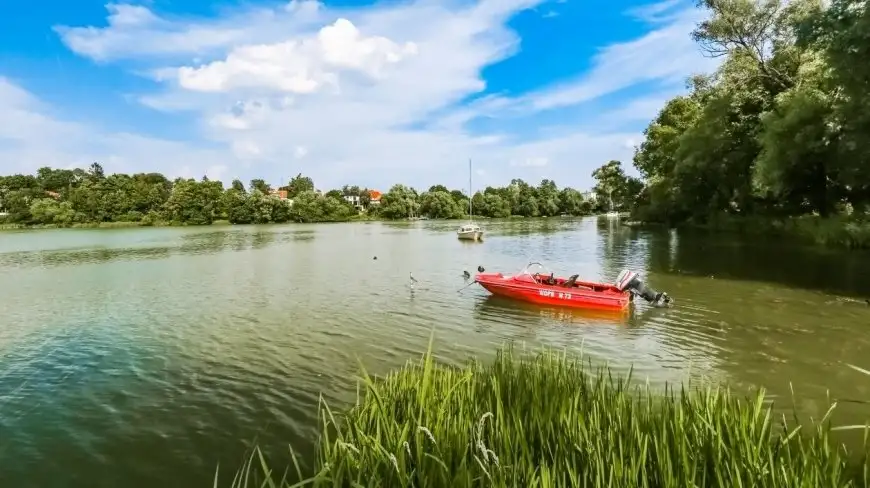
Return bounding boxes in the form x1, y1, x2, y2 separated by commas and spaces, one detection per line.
285, 173, 315, 198
755, 57, 841, 216
325, 189, 344, 201
379, 185, 419, 219
419, 191, 463, 219
536, 179, 560, 217
557, 188, 587, 216
802, 0, 870, 209
250, 179, 271, 195
29, 198, 75, 225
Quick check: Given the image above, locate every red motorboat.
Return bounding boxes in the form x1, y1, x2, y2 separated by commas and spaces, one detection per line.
474, 262, 670, 311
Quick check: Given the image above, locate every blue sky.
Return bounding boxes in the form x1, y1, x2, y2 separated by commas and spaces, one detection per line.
0, 0, 717, 192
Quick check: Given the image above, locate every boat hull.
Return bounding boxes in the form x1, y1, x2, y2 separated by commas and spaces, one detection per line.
475, 272, 630, 311
457, 230, 483, 241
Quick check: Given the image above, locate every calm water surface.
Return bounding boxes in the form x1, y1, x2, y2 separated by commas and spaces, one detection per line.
2, 218, 870, 487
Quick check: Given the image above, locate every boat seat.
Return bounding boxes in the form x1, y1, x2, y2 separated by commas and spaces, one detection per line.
563, 274, 579, 287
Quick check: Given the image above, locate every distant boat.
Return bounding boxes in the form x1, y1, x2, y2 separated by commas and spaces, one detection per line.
457, 159, 483, 241
605, 192, 620, 218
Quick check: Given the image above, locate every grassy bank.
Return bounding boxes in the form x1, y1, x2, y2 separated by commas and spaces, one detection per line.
629, 215, 870, 250
228, 345, 869, 487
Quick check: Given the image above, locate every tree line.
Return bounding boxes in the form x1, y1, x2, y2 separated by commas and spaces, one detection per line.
628, 0, 870, 225
0, 163, 633, 226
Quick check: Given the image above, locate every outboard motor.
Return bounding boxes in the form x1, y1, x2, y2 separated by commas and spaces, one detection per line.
615, 269, 671, 307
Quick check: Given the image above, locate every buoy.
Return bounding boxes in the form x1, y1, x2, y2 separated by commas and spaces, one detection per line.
477, 265, 485, 273
373, 256, 377, 260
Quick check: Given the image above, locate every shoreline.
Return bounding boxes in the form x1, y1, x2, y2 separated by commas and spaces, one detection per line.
0, 214, 607, 232
622, 215, 870, 251
6, 214, 869, 251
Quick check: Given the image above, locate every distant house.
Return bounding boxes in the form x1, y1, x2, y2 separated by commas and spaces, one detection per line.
45, 191, 61, 200
369, 190, 382, 205
344, 194, 362, 209
270, 189, 289, 200
582, 191, 598, 203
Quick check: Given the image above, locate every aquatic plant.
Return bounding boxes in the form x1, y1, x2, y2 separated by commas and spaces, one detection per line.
225, 344, 870, 487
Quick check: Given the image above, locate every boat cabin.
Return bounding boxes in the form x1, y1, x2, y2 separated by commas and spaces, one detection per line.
458, 224, 481, 233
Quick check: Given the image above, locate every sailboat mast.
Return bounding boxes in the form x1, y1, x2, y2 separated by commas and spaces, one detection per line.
468, 158, 473, 220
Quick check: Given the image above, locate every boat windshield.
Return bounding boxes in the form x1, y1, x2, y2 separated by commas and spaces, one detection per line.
517, 261, 551, 278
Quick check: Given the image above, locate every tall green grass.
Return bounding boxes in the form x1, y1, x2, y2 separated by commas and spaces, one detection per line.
225, 345, 870, 487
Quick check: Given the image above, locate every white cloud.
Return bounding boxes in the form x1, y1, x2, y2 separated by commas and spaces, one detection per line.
1, 0, 718, 191
53, 1, 328, 62
472, 6, 715, 117
627, 0, 688, 24
173, 18, 418, 94
0, 77, 235, 179
511, 157, 549, 167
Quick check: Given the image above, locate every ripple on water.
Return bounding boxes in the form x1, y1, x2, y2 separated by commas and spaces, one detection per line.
2, 221, 870, 487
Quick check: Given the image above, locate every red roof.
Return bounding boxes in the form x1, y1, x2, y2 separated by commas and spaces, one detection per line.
369, 190, 382, 200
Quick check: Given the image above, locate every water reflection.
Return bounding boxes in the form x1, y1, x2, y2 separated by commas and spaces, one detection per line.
2, 218, 870, 488
643, 227, 870, 297
419, 218, 582, 238
0, 227, 317, 269
474, 295, 635, 326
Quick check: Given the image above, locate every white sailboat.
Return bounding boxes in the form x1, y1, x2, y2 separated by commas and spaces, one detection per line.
605, 191, 620, 218
457, 159, 483, 241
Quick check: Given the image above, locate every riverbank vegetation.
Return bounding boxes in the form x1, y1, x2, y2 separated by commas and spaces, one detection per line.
0, 166, 602, 227
620, 0, 870, 249
227, 345, 869, 487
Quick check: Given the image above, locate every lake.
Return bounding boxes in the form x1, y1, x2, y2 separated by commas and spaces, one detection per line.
2, 218, 870, 487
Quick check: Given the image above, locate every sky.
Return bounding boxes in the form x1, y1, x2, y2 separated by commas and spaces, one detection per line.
0, 0, 719, 193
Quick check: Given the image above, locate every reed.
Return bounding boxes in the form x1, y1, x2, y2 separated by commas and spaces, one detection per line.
225, 344, 870, 487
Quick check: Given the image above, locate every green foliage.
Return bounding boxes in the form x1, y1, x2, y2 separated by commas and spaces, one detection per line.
0, 169, 358, 227
592, 161, 643, 212
419, 191, 463, 219
283, 174, 315, 198
287, 190, 356, 223
227, 345, 870, 487
0, 166, 606, 228
631, 0, 870, 233
378, 184, 421, 219
249, 179, 271, 195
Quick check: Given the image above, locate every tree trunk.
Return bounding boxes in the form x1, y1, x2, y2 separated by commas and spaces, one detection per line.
815, 160, 829, 218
